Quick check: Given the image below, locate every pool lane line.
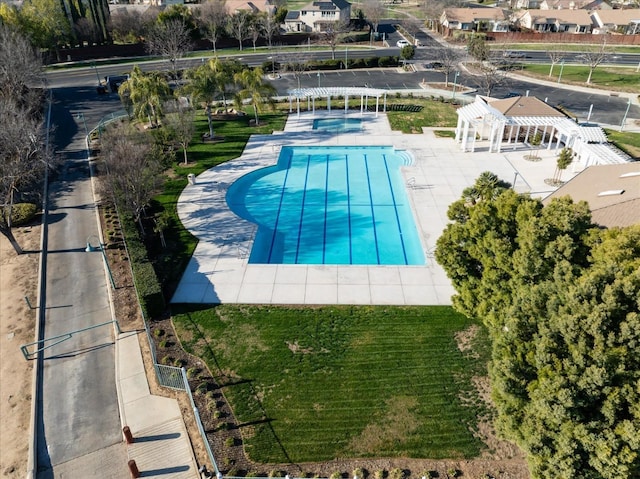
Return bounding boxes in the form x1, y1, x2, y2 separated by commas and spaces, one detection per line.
345, 153, 353, 264
294, 154, 313, 264
383, 153, 409, 265
363, 153, 382, 265
322, 154, 330, 264
267, 148, 293, 264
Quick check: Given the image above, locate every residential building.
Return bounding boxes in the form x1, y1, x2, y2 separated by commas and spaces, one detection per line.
225, 0, 274, 14
539, 0, 611, 9
284, 0, 351, 32
513, 8, 593, 32
592, 8, 640, 33
440, 7, 510, 32
542, 163, 640, 228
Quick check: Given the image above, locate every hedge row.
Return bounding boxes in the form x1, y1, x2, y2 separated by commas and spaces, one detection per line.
121, 216, 165, 320
262, 55, 400, 73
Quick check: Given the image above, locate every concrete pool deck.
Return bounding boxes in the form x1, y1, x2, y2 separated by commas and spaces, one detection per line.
171, 111, 577, 306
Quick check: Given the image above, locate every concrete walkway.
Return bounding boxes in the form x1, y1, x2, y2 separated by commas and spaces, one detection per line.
171, 110, 581, 306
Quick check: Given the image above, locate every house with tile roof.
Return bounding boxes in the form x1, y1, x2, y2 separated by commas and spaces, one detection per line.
592, 8, 640, 33
542, 163, 640, 228
439, 7, 510, 33
284, 0, 351, 32
513, 8, 593, 32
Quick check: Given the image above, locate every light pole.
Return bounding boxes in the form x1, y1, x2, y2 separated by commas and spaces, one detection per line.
268, 56, 275, 77
620, 98, 631, 132
557, 60, 565, 84
317, 72, 321, 88
452, 71, 460, 100
344, 46, 348, 70
85, 235, 116, 289
75, 112, 90, 159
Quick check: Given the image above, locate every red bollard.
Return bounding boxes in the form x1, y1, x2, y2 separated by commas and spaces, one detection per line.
123, 426, 134, 444
128, 459, 140, 478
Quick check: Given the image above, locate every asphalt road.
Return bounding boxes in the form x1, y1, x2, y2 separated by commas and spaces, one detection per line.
36, 86, 126, 478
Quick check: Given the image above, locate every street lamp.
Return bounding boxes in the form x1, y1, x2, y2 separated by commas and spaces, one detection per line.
452, 71, 460, 100
268, 56, 275, 77
75, 112, 90, 159
557, 60, 565, 84
85, 235, 116, 289
317, 71, 321, 88
620, 98, 631, 132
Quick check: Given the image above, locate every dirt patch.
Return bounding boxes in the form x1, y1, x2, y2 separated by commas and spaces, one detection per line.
0, 225, 41, 478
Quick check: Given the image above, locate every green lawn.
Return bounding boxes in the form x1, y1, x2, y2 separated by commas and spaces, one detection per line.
604, 129, 640, 158
520, 64, 640, 93
172, 304, 491, 463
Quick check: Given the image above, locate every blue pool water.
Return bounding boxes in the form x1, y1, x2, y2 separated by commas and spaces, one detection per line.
313, 117, 362, 132
226, 146, 425, 265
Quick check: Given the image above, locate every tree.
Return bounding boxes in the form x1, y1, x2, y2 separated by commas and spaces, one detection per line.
99, 123, 164, 234
183, 58, 242, 137
233, 67, 276, 126
145, 19, 193, 81
399, 44, 416, 65
466, 33, 489, 62
435, 174, 640, 478
321, 20, 350, 60
552, 147, 573, 184
0, 23, 45, 109
402, 17, 423, 45
163, 103, 196, 165
491, 225, 640, 479
195, 0, 228, 52
109, 8, 147, 43
0, 97, 51, 254
546, 45, 565, 78
248, 15, 262, 51
19, 0, 73, 56
259, 10, 280, 49
361, 0, 385, 35
580, 37, 609, 84
118, 65, 172, 127
476, 63, 507, 97
435, 45, 462, 87
284, 53, 312, 89
227, 10, 254, 51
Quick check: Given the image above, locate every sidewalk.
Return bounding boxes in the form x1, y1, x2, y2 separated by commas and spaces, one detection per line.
116, 331, 200, 479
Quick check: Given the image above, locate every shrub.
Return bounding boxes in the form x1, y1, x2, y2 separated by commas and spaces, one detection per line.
353, 468, 365, 479
225, 437, 236, 447
186, 367, 198, 379
373, 470, 385, 479
330, 472, 342, 479
268, 470, 284, 478
447, 469, 459, 478
158, 339, 168, 349
8, 203, 37, 226
388, 469, 404, 479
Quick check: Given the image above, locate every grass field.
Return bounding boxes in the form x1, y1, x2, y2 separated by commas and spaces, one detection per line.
172, 304, 491, 463
520, 64, 640, 92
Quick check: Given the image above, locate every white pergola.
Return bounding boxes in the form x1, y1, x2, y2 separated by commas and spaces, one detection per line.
454, 96, 630, 166
287, 87, 389, 117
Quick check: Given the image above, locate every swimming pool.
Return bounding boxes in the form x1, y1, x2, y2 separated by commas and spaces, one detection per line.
313, 117, 362, 133
226, 145, 425, 265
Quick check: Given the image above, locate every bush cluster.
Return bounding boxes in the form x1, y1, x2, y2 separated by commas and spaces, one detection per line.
121, 216, 165, 319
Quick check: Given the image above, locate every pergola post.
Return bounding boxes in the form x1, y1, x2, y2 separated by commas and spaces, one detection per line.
455, 116, 463, 143
328, 95, 331, 111
344, 94, 349, 113
376, 95, 380, 117
289, 95, 292, 113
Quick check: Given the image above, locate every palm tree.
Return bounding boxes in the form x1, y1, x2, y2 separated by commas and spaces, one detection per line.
119, 66, 171, 127
233, 67, 276, 126
183, 58, 241, 137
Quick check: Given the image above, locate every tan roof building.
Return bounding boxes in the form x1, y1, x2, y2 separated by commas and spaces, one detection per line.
488, 96, 566, 118
592, 9, 640, 34
440, 7, 510, 32
224, 0, 273, 13
514, 8, 593, 32
543, 163, 640, 228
